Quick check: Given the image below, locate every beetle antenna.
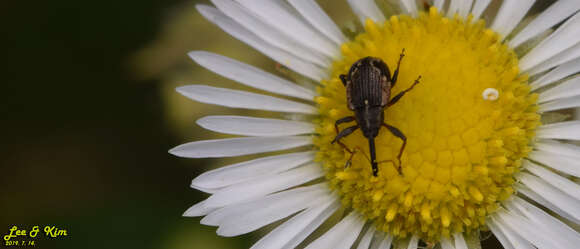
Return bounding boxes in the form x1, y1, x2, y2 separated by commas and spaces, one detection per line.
369, 138, 378, 176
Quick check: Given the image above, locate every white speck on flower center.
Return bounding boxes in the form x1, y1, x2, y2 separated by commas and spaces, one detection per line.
483, 88, 499, 101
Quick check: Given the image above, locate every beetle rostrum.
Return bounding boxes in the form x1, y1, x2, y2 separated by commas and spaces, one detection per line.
332, 49, 421, 177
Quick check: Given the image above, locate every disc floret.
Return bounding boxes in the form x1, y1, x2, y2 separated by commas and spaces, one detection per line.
314, 8, 540, 241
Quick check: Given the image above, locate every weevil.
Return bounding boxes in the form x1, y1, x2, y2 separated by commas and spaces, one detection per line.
332, 49, 421, 177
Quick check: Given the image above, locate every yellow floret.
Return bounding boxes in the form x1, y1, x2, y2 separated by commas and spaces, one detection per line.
314, 8, 539, 242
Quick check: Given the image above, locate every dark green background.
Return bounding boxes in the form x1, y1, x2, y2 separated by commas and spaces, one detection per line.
2, 0, 254, 248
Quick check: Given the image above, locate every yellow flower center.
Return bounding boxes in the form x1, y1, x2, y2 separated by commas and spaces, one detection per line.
313, 8, 540, 242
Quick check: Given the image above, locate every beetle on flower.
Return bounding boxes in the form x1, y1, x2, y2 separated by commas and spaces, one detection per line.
170, 0, 580, 248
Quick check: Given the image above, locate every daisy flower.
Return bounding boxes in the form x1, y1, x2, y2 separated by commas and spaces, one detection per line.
170, 0, 580, 248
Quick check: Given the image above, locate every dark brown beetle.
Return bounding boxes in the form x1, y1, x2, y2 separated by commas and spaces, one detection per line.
332, 49, 421, 177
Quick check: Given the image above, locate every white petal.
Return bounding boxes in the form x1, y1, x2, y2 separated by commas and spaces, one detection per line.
496, 210, 562, 249
204, 163, 323, 208
446, 0, 459, 18
346, 0, 386, 24
196, 5, 327, 81
527, 150, 580, 177
525, 161, 580, 201
202, 183, 326, 227
510, 1, 580, 48
235, 0, 339, 59
188, 51, 315, 100
540, 96, 580, 112
458, 0, 473, 18
506, 196, 580, 248
209, 0, 330, 68
447, 0, 473, 19
470, 0, 491, 20
433, 0, 445, 11
377, 234, 393, 249
170, 136, 311, 158
487, 215, 533, 249
517, 172, 580, 222
440, 237, 456, 249
281, 199, 341, 249
407, 235, 419, 249
177, 85, 317, 114
197, 115, 315, 137
531, 56, 580, 90
183, 200, 217, 217
517, 186, 580, 224
534, 139, 580, 158
191, 151, 313, 189
528, 41, 580, 76
453, 233, 467, 249
486, 219, 513, 249
216, 186, 331, 236
538, 77, 580, 103
304, 212, 365, 249
191, 184, 221, 194
355, 226, 376, 249
490, 0, 535, 40
252, 197, 340, 249
368, 231, 386, 249
520, 12, 580, 72
536, 121, 580, 141
287, 0, 347, 45
399, 0, 419, 17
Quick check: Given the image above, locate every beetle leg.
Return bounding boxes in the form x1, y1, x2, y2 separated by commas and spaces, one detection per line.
344, 147, 357, 168
332, 125, 359, 145
388, 75, 421, 107
332, 124, 360, 169
332, 116, 356, 155
340, 145, 376, 170
374, 158, 398, 170
382, 123, 406, 175
342, 146, 373, 169
391, 48, 405, 88
339, 74, 348, 86
334, 116, 355, 130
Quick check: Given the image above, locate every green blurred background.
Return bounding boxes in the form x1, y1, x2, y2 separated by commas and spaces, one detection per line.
5, 0, 560, 248
2, 0, 259, 248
